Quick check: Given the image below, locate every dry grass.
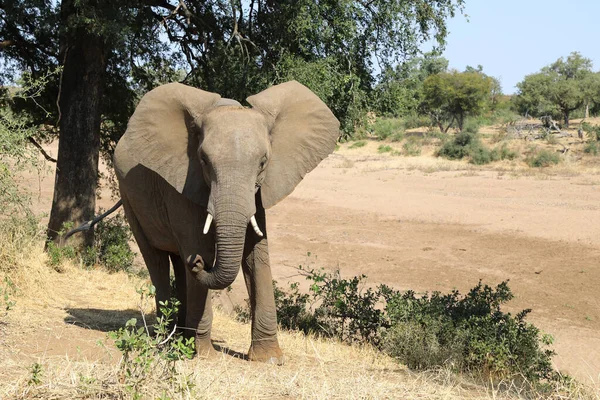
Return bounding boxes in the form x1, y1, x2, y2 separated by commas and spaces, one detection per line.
1, 219, 598, 399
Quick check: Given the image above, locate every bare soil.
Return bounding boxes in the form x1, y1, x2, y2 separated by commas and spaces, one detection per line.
13, 136, 600, 387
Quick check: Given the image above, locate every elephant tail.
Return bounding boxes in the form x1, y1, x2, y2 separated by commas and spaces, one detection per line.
63, 200, 123, 241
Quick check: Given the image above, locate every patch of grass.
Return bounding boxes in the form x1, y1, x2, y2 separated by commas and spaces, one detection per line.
402, 114, 431, 130
526, 149, 561, 168
349, 140, 367, 149
494, 143, 518, 161
402, 140, 422, 156
584, 142, 598, 155
390, 132, 404, 142
463, 118, 481, 134
582, 122, 600, 142
377, 144, 393, 153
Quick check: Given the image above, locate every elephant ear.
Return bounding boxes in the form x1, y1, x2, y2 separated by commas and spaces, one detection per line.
119, 82, 221, 206
247, 81, 340, 209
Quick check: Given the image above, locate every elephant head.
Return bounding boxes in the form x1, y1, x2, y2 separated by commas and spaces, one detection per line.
117, 81, 339, 289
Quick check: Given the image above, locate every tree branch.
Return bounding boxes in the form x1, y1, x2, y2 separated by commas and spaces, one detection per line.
28, 137, 57, 163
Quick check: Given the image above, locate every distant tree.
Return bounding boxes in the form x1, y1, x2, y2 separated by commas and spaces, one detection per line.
372, 53, 449, 117
515, 52, 593, 127
421, 70, 493, 132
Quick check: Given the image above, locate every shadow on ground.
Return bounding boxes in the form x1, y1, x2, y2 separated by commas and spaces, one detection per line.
65, 308, 144, 332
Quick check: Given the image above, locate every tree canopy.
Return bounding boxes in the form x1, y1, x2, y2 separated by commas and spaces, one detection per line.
0, 0, 465, 246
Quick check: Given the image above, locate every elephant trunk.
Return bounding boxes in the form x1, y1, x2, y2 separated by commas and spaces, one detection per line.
195, 205, 250, 290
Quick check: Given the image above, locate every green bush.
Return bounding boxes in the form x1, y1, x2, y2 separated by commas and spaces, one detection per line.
495, 143, 518, 161
526, 149, 560, 168
83, 212, 135, 273
247, 265, 560, 385
438, 132, 515, 165
109, 284, 194, 398
437, 131, 477, 160
46, 240, 76, 270
370, 118, 404, 141
380, 282, 556, 381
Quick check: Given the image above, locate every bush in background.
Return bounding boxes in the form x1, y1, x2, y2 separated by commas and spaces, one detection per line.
369, 118, 405, 141
526, 149, 561, 168
83, 212, 135, 273
438, 132, 517, 165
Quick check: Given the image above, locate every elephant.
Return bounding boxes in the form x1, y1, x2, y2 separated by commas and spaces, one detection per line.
112, 81, 339, 363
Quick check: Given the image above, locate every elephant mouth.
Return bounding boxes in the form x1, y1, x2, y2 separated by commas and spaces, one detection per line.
202, 212, 263, 237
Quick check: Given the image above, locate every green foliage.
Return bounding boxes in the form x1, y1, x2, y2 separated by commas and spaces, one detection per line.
381, 282, 556, 381
369, 118, 404, 141
349, 140, 367, 149
378, 145, 393, 153
526, 149, 561, 168
28, 363, 43, 386
272, 282, 318, 333
46, 241, 76, 270
372, 54, 450, 118
582, 122, 600, 142
260, 266, 559, 384
83, 212, 135, 273
437, 131, 478, 160
109, 284, 194, 398
437, 132, 515, 165
0, 82, 48, 219
515, 52, 597, 127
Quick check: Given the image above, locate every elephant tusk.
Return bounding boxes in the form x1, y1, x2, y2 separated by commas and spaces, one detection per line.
250, 215, 264, 237
203, 213, 213, 234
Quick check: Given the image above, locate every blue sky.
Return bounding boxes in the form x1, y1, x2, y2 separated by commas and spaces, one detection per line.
439, 1, 600, 94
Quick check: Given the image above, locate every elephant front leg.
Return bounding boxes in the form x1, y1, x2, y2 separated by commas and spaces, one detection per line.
242, 212, 284, 364
185, 254, 217, 358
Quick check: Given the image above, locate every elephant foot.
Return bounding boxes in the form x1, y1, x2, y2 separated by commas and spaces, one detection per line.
195, 337, 220, 360
248, 340, 285, 365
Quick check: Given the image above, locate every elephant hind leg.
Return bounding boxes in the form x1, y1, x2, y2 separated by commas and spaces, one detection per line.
121, 197, 171, 324
169, 253, 187, 329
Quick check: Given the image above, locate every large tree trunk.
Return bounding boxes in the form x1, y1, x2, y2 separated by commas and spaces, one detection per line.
46, 0, 106, 248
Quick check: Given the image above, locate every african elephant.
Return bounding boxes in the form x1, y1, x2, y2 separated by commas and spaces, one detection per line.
113, 81, 339, 363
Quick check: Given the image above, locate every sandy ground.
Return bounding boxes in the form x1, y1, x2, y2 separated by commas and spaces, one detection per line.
14, 139, 600, 386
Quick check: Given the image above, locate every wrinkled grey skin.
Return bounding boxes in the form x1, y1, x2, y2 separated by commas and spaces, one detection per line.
113, 81, 339, 362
